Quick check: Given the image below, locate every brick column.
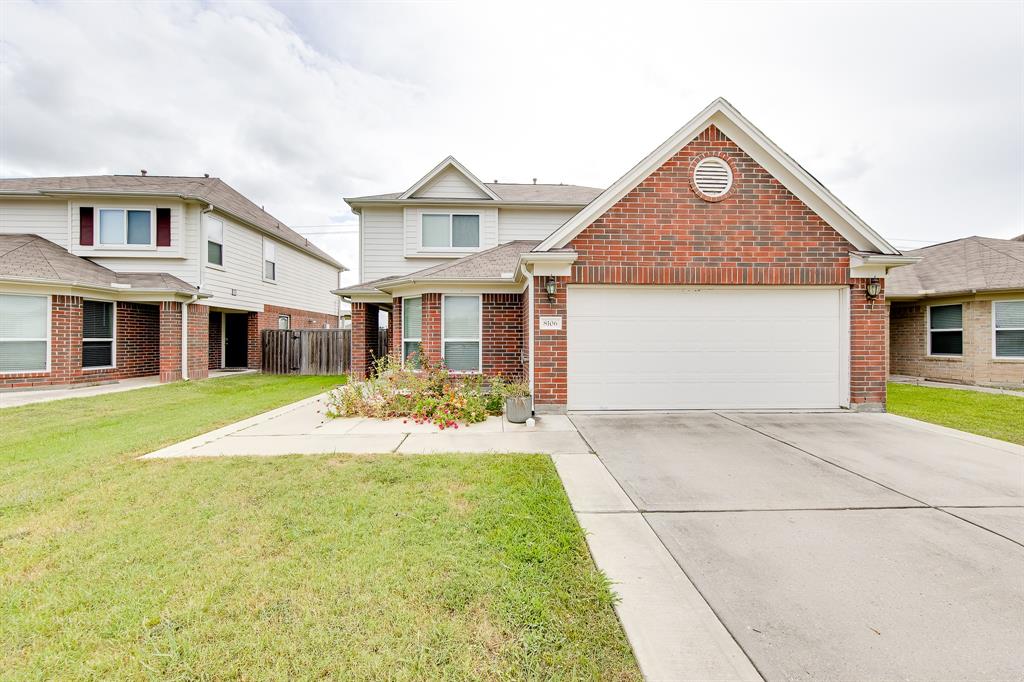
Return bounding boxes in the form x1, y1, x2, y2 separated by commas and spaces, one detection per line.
247, 312, 260, 369
187, 304, 209, 380
421, 293, 442, 366
351, 302, 379, 379
159, 302, 182, 383
850, 278, 887, 410
533, 275, 568, 411
390, 297, 402, 357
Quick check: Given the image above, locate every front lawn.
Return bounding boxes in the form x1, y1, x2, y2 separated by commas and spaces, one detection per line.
0, 375, 638, 679
887, 382, 1024, 445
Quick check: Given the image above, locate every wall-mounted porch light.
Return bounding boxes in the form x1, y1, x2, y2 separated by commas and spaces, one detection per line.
865, 277, 881, 300
545, 276, 557, 302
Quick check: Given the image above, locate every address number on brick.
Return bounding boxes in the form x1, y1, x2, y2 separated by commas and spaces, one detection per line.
539, 316, 563, 331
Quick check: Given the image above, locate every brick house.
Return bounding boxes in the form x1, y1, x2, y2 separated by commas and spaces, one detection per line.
337, 98, 915, 412
888, 235, 1024, 388
0, 176, 345, 390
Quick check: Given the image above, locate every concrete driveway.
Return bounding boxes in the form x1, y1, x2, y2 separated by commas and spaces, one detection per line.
572, 412, 1024, 681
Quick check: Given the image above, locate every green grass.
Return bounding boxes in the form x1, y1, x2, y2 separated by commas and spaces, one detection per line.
887, 382, 1024, 445
0, 375, 638, 680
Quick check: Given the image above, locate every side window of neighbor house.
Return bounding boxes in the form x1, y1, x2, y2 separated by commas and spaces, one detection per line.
82, 300, 115, 369
98, 208, 153, 246
0, 294, 48, 373
928, 304, 963, 356
263, 239, 277, 281
402, 297, 422, 368
207, 217, 224, 266
993, 300, 1024, 358
277, 314, 290, 330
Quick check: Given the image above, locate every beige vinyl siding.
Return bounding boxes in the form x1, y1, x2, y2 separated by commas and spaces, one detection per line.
79, 199, 200, 284
0, 199, 70, 247
361, 207, 412, 281
203, 214, 339, 315
498, 208, 579, 241
412, 167, 490, 199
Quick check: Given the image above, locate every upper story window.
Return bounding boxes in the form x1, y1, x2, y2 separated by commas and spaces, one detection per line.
421, 213, 480, 249
98, 208, 153, 246
994, 300, 1024, 358
0, 293, 48, 373
263, 239, 277, 281
207, 217, 224, 266
928, 304, 962, 356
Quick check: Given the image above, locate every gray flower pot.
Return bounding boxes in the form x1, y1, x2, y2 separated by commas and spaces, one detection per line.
505, 396, 533, 423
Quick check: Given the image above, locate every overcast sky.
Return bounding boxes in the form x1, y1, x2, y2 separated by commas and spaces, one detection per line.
2, 0, 1021, 285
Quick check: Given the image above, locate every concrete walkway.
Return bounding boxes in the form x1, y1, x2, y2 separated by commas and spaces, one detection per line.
889, 374, 1024, 397
0, 369, 256, 409
140, 393, 590, 458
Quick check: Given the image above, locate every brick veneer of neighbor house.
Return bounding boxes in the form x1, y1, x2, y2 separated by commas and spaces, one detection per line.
208, 313, 222, 370
159, 302, 209, 383
890, 298, 1024, 387
532, 124, 888, 409
238, 304, 339, 370
0, 297, 193, 389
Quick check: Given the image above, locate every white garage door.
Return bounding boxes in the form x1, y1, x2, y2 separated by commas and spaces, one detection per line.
567, 287, 846, 410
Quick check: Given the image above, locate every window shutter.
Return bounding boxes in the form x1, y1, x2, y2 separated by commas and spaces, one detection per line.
156, 208, 171, 247
80, 207, 94, 246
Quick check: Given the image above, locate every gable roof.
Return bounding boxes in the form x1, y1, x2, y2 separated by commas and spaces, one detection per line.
886, 236, 1024, 299
0, 233, 203, 295
398, 156, 501, 201
535, 97, 900, 255
0, 175, 345, 270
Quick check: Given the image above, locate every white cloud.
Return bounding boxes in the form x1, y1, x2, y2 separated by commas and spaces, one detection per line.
3, 0, 1022, 285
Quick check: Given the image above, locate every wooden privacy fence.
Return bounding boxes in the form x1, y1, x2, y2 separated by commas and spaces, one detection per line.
261, 329, 351, 375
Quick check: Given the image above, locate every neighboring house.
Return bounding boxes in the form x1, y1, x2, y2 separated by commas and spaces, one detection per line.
887, 235, 1024, 387
0, 175, 345, 389
337, 98, 915, 412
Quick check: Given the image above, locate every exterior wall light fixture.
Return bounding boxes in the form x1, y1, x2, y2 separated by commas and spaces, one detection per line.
865, 277, 881, 300
545, 276, 557, 302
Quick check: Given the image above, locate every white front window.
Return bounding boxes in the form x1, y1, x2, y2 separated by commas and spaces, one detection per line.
0, 294, 49, 373
442, 295, 481, 373
421, 213, 480, 249
994, 300, 1024, 358
263, 239, 277, 281
402, 297, 422, 368
98, 208, 153, 246
82, 300, 115, 369
207, 217, 224, 267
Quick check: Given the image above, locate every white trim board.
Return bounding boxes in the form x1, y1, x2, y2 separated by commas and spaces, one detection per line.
536, 97, 900, 256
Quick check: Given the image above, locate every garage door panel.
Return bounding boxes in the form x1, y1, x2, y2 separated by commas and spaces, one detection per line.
567, 288, 844, 410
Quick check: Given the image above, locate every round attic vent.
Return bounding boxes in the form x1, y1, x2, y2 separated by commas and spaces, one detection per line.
692, 157, 733, 199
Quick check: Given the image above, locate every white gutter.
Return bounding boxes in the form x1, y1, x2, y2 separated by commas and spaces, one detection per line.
181, 294, 198, 380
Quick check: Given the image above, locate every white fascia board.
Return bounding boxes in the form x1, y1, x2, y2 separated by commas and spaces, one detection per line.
384, 279, 525, 298
0, 277, 209, 301
849, 252, 921, 278
518, 251, 578, 277
398, 156, 501, 201
536, 98, 901, 255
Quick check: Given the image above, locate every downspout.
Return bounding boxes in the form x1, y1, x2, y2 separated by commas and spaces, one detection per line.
181, 294, 199, 380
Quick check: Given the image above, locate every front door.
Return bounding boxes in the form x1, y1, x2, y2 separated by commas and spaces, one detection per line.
224, 313, 249, 368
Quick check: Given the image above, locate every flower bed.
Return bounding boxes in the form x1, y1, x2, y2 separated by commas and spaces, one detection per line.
325, 355, 528, 429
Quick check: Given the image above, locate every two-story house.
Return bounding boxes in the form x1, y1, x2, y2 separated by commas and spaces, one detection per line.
0, 174, 345, 389
337, 98, 915, 413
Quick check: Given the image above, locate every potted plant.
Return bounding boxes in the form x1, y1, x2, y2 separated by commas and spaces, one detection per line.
503, 380, 532, 423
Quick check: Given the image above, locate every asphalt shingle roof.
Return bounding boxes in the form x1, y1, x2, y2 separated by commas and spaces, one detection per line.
0, 175, 343, 269
0, 233, 200, 294
886, 236, 1024, 299
347, 183, 602, 205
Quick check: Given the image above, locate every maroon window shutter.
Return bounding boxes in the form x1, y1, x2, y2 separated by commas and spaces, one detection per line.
156, 208, 171, 247
79, 207, 94, 246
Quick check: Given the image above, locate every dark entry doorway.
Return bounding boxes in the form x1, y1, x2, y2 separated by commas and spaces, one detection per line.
224, 313, 249, 368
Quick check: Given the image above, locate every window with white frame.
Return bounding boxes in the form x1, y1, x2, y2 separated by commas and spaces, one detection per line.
421, 213, 480, 249
402, 297, 422, 368
278, 314, 290, 330
82, 300, 115, 369
263, 239, 277, 281
0, 294, 48, 373
928, 304, 963, 356
98, 208, 153, 246
207, 216, 224, 266
994, 300, 1024, 358
442, 295, 480, 372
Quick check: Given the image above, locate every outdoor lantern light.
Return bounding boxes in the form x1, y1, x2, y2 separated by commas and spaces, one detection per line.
545, 276, 557, 302
865, 277, 881, 300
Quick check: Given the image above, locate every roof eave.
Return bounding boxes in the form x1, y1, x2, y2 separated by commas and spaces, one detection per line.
0, 275, 210, 298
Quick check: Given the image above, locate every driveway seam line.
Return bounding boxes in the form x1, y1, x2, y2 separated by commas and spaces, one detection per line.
393, 433, 409, 453
716, 412, 1024, 549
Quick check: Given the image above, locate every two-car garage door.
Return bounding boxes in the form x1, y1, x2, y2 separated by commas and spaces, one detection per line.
567, 287, 847, 410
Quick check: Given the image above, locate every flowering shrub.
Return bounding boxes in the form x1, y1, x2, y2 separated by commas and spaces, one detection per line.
325, 353, 517, 429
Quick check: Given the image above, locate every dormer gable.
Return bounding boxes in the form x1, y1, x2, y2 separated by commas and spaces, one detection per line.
400, 156, 500, 201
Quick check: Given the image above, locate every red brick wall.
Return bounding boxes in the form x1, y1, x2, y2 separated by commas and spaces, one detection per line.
246, 312, 260, 369
421, 293, 442, 365
350, 302, 379, 378
482, 293, 524, 379
391, 297, 403, 357
159, 302, 183, 382
529, 124, 887, 409
116, 302, 160, 378
208, 312, 222, 370
187, 303, 209, 381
